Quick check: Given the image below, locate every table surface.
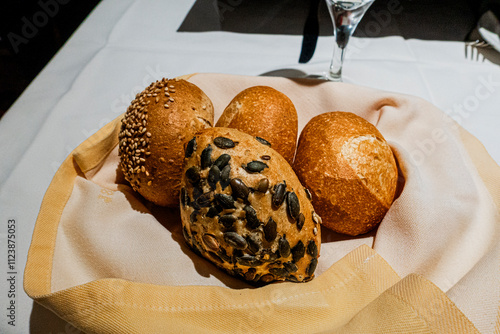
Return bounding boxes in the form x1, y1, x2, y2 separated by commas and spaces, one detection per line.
1, 0, 500, 333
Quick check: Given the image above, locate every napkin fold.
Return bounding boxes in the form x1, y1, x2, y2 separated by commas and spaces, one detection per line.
25, 73, 499, 333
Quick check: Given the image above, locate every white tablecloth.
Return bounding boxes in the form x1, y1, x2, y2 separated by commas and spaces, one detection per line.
1, 0, 499, 333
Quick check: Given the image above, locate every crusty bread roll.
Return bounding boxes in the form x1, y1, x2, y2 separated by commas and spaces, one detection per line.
216, 86, 298, 164
118, 78, 214, 207
293, 112, 398, 236
180, 127, 321, 283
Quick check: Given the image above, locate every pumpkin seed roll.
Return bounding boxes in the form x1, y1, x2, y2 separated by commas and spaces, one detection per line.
180, 127, 321, 283
118, 78, 214, 207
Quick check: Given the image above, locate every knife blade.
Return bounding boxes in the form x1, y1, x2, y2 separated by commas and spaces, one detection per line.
299, 0, 321, 63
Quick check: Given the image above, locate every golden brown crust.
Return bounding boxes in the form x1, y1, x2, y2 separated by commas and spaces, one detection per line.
118, 78, 214, 207
293, 112, 398, 236
180, 127, 321, 283
216, 86, 298, 164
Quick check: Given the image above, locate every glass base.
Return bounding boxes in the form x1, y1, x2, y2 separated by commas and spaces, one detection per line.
325, 71, 342, 82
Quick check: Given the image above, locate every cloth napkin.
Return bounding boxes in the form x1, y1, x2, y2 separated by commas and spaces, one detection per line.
25, 73, 500, 333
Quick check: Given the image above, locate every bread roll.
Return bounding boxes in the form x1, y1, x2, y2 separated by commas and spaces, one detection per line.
293, 112, 398, 236
216, 86, 298, 164
118, 78, 214, 206
180, 127, 321, 283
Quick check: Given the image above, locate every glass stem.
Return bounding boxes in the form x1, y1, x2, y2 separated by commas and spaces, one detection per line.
328, 42, 346, 82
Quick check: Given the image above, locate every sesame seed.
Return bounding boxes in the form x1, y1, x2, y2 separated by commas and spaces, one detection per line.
169, 98, 174, 102
169, 85, 174, 89
159, 157, 165, 162
141, 166, 145, 172
146, 132, 152, 137
147, 180, 152, 186
155, 96, 159, 103
164, 104, 169, 108
145, 171, 150, 176
202, 105, 206, 110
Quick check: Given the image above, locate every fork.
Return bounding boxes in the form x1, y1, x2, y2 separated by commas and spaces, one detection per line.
464, 40, 491, 62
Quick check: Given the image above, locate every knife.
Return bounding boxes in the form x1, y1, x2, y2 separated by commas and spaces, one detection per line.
299, 0, 321, 63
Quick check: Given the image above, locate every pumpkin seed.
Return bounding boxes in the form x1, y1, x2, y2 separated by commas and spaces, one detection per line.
219, 214, 236, 228
185, 137, 197, 158
220, 165, 231, 190
192, 184, 203, 200
214, 136, 236, 149
208, 165, 220, 190
237, 255, 262, 267
283, 261, 298, 273
196, 191, 213, 207
244, 205, 260, 229
255, 136, 271, 146
206, 206, 219, 218
201, 144, 213, 169
246, 233, 263, 254
286, 191, 300, 220
264, 217, 278, 242
256, 178, 269, 193
214, 154, 231, 169
185, 166, 201, 184
279, 235, 291, 258
224, 232, 247, 250
269, 267, 288, 277
307, 258, 318, 276
215, 193, 235, 209
292, 240, 305, 263
296, 213, 305, 232
307, 240, 318, 258
230, 178, 250, 200
190, 210, 199, 223
203, 234, 220, 251
272, 182, 287, 207
244, 161, 268, 173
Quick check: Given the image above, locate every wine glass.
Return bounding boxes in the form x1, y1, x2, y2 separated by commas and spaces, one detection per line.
325, 0, 375, 82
